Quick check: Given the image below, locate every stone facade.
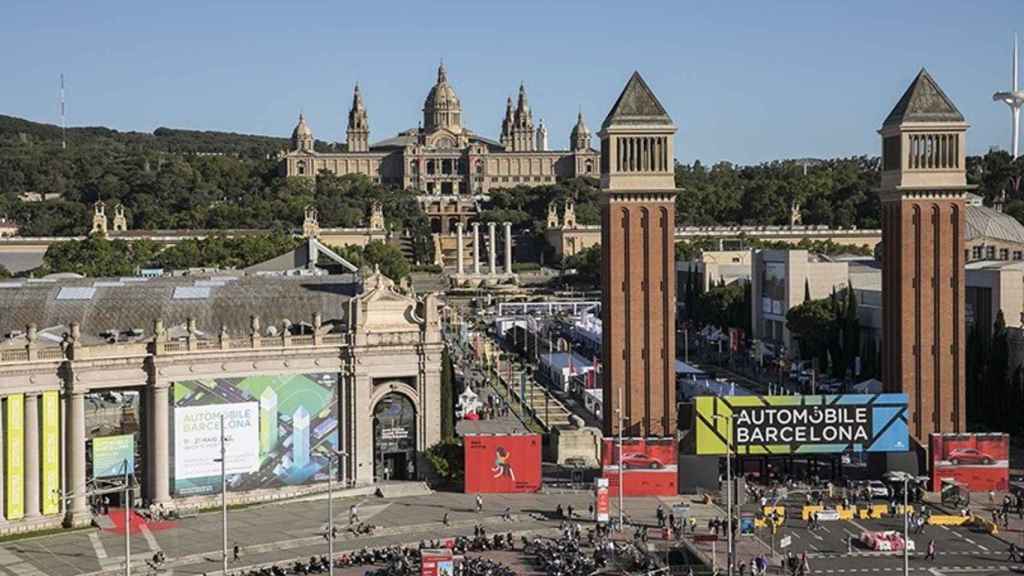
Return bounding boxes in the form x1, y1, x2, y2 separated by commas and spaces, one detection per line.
280, 64, 599, 212
0, 271, 441, 534
599, 72, 678, 437
879, 69, 968, 441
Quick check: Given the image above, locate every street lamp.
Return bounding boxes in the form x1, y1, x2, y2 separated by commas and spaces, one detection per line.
902, 477, 909, 576
712, 413, 734, 576
213, 414, 229, 576
616, 386, 624, 531
327, 449, 348, 576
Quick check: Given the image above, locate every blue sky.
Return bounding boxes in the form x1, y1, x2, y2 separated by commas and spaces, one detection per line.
3, 0, 1022, 165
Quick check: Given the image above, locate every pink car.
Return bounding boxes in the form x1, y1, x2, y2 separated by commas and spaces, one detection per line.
948, 447, 995, 465
860, 530, 915, 552
621, 453, 664, 470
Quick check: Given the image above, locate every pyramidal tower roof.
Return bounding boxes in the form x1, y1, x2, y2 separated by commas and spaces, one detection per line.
883, 68, 964, 127
601, 71, 673, 131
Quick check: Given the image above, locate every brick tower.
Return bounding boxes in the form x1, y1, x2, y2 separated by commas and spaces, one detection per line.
600, 72, 678, 437
879, 69, 969, 441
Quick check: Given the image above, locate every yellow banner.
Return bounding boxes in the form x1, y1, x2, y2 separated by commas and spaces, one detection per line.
6, 394, 24, 520
41, 391, 60, 515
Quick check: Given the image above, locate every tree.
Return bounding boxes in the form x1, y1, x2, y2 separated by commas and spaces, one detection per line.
440, 347, 455, 441
362, 240, 410, 281
697, 281, 748, 331
563, 244, 601, 286
785, 298, 837, 369
842, 281, 861, 377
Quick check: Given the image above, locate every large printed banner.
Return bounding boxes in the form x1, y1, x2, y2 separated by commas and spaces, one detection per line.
5, 394, 24, 520
93, 434, 136, 479
594, 477, 610, 523
41, 391, 60, 515
601, 438, 678, 496
930, 433, 1009, 492
464, 434, 542, 493
172, 373, 338, 496
695, 394, 909, 455
420, 548, 454, 576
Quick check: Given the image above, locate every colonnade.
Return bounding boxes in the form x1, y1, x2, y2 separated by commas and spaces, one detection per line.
454, 221, 515, 277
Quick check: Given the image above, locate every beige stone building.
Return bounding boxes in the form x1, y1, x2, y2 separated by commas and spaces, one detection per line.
280, 64, 599, 233
0, 267, 442, 534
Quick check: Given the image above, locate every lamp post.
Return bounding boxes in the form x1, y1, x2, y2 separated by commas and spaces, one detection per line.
123, 460, 131, 576
213, 414, 229, 576
616, 386, 624, 531
903, 477, 909, 576
328, 449, 348, 576
712, 414, 734, 576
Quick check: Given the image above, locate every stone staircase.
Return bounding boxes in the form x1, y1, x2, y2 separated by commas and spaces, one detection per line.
375, 481, 433, 499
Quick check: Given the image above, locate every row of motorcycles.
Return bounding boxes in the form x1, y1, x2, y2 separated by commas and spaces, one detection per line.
524, 536, 603, 576
234, 546, 415, 576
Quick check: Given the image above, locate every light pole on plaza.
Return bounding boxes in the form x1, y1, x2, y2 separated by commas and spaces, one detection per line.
902, 477, 909, 576
327, 449, 348, 576
213, 414, 229, 576
712, 413, 734, 576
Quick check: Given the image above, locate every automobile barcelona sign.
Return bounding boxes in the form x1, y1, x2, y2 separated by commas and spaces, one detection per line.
695, 394, 909, 455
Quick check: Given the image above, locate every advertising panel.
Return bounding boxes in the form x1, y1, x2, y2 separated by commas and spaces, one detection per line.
420, 548, 454, 576
695, 394, 909, 455
601, 438, 678, 496
171, 373, 338, 496
5, 394, 24, 520
594, 478, 610, 523
93, 434, 136, 479
930, 433, 1009, 492
41, 390, 60, 515
464, 434, 542, 493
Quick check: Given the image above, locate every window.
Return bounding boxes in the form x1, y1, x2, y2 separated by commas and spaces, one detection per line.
427, 160, 436, 175
296, 161, 306, 176
986, 246, 996, 260
1000, 248, 1009, 260
972, 246, 983, 260
1014, 251, 1022, 260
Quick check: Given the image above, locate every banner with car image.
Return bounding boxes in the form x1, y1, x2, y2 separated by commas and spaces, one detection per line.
695, 394, 909, 455
929, 433, 1009, 492
601, 438, 677, 496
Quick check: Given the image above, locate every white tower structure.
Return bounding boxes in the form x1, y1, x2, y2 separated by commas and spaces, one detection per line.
994, 34, 1024, 158
536, 118, 549, 151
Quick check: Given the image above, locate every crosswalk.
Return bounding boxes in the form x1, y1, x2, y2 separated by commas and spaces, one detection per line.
0, 546, 48, 576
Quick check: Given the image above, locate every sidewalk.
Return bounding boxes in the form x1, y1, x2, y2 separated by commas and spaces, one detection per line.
660, 494, 778, 573
924, 490, 1024, 548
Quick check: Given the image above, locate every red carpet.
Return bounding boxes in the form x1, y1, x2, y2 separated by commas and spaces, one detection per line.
103, 508, 177, 534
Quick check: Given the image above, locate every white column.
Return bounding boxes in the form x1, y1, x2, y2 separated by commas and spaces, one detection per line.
456, 222, 465, 276
64, 392, 88, 526
24, 394, 40, 518
147, 385, 171, 504
504, 222, 513, 275
472, 222, 481, 276
488, 222, 497, 276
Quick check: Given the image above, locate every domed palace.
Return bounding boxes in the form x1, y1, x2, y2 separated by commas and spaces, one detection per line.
281, 64, 599, 232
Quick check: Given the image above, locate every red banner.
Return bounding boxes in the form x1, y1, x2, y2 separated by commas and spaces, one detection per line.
594, 478, 609, 523
929, 433, 1009, 492
464, 434, 542, 493
420, 548, 454, 576
601, 437, 677, 496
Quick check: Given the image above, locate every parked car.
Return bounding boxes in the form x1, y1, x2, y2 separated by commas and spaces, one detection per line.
947, 447, 995, 465
861, 530, 915, 552
866, 480, 890, 499
621, 453, 664, 470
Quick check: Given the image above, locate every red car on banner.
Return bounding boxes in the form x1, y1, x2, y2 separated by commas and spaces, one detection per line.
601, 438, 677, 496
464, 434, 542, 494
930, 433, 1009, 492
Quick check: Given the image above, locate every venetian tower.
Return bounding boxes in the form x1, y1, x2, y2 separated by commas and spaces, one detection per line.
879, 69, 969, 441
347, 84, 370, 152
600, 72, 678, 437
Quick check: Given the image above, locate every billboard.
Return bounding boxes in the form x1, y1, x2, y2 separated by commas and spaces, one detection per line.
930, 433, 1009, 492
601, 438, 678, 496
420, 549, 454, 576
5, 394, 23, 520
464, 434, 542, 493
93, 434, 136, 479
171, 373, 338, 496
41, 391, 60, 515
594, 478, 610, 523
695, 394, 909, 455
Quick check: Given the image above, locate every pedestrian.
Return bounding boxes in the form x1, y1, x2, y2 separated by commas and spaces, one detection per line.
925, 539, 935, 561
503, 505, 512, 521
1008, 543, 1021, 563
232, 543, 241, 562
668, 512, 676, 532
350, 503, 359, 525
567, 504, 574, 519
656, 504, 665, 528
798, 551, 810, 576
588, 503, 594, 519
443, 511, 450, 526
475, 494, 483, 513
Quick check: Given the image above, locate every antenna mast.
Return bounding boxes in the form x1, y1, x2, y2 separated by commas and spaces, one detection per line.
60, 74, 66, 150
